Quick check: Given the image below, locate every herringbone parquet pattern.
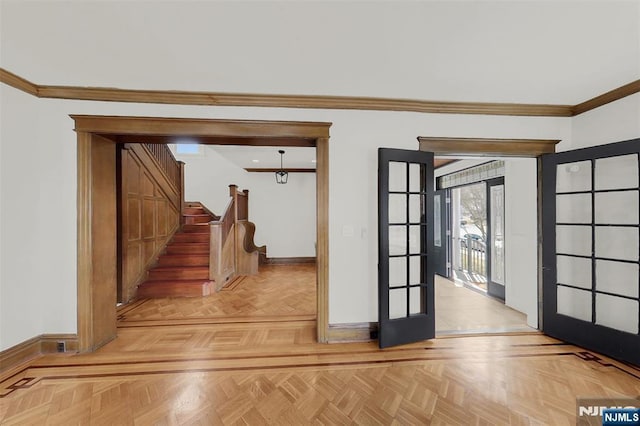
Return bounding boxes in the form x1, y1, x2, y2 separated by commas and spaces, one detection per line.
2, 264, 639, 425
119, 264, 316, 327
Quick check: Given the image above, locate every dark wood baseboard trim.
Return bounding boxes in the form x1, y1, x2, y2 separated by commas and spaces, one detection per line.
264, 257, 316, 265
327, 322, 378, 343
0, 334, 79, 375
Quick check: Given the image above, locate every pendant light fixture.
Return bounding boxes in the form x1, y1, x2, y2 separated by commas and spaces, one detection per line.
275, 149, 288, 184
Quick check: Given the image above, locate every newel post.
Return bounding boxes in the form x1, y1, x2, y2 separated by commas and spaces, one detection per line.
179, 161, 186, 224
243, 189, 249, 219
229, 184, 239, 271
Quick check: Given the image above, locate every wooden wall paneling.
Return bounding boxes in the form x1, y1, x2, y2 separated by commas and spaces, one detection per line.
89, 134, 118, 351
235, 222, 259, 276
316, 138, 329, 343
119, 145, 181, 303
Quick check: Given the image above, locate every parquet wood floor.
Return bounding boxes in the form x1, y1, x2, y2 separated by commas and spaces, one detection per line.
2, 265, 640, 424
435, 276, 531, 334
119, 264, 317, 327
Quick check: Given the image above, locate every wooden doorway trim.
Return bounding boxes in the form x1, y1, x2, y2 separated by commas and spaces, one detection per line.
418, 137, 560, 157
420, 135, 562, 332
73, 115, 332, 352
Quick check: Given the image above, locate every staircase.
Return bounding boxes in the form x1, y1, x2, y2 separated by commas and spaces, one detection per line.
137, 205, 214, 298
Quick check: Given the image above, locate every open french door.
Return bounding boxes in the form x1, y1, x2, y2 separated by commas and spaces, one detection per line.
378, 148, 435, 348
433, 188, 449, 278
542, 138, 640, 365
486, 177, 506, 300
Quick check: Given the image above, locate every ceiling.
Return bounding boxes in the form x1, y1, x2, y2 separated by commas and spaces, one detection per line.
1, 1, 638, 105
210, 145, 316, 170
197, 146, 460, 170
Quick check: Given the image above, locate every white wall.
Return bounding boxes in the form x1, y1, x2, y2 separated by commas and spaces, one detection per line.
504, 159, 539, 328
172, 146, 317, 258
571, 92, 640, 150
1, 85, 45, 348
0, 84, 575, 350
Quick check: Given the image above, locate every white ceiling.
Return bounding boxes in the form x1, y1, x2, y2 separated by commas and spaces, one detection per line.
210, 145, 316, 170
1, 1, 638, 105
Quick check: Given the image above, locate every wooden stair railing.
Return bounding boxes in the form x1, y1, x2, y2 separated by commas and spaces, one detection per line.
209, 185, 265, 291
209, 195, 237, 291
143, 143, 182, 191
141, 143, 186, 224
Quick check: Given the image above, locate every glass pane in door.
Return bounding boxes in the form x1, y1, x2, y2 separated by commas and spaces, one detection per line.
378, 148, 434, 348
434, 194, 442, 247
490, 185, 505, 285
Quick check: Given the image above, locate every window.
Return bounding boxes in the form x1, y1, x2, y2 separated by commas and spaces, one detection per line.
175, 144, 202, 155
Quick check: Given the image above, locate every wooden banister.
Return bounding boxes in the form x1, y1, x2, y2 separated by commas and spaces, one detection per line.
178, 161, 185, 225
142, 143, 181, 191
209, 184, 262, 291
209, 196, 236, 291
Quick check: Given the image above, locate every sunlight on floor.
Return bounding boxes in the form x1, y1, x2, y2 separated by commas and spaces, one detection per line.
435, 274, 533, 335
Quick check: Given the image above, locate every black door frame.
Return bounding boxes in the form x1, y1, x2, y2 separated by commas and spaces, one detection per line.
486, 176, 506, 300
378, 148, 435, 348
433, 188, 450, 278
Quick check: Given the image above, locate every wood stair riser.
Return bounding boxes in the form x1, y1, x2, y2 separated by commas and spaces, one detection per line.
136, 204, 216, 299
137, 281, 211, 298
184, 215, 212, 224
183, 207, 206, 215
148, 267, 209, 280
172, 233, 210, 243
182, 224, 211, 233
157, 255, 209, 267
165, 244, 209, 254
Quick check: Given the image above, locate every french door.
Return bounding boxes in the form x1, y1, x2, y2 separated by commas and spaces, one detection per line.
433, 189, 449, 278
487, 177, 505, 300
378, 148, 435, 348
542, 138, 640, 365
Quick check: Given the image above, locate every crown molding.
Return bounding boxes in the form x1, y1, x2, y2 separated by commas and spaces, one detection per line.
0, 68, 39, 96
41, 85, 572, 117
571, 79, 640, 116
1, 67, 638, 117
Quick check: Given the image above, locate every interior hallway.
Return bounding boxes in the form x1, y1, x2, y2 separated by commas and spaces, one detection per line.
2, 265, 639, 424
435, 275, 532, 334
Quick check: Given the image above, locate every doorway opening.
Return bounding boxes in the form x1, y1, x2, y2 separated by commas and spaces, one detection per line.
431, 157, 537, 336
434, 158, 537, 335
73, 115, 331, 353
